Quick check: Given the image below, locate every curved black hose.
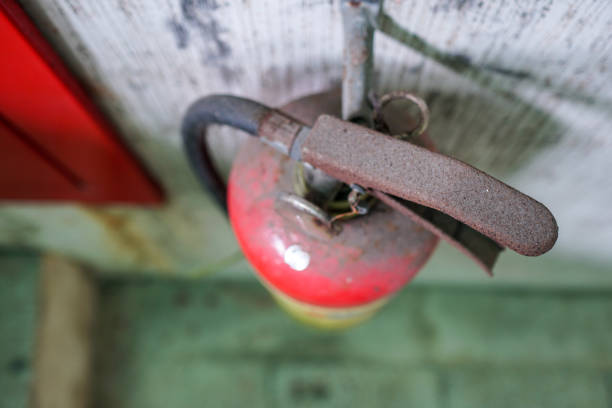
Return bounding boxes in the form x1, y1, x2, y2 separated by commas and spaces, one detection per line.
181, 95, 274, 212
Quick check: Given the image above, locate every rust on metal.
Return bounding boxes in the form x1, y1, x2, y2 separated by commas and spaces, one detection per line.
372, 91, 430, 140
372, 191, 500, 274
301, 115, 558, 257
257, 110, 304, 155
341, 0, 376, 123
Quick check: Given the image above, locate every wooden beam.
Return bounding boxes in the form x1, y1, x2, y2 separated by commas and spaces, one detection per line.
32, 253, 97, 408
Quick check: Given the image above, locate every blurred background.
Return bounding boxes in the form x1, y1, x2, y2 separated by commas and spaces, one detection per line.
1, 0, 612, 407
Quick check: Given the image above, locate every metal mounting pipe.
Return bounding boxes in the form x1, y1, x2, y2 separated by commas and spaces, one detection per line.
341, 0, 377, 124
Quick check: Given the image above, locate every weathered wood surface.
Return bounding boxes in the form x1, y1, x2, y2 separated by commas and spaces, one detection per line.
33, 254, 96, 408
1, 0, 611, 282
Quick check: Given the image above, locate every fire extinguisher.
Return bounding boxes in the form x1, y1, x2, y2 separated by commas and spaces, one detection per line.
181, 2, 558, 329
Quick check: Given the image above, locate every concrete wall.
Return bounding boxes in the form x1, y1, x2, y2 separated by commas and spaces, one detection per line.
1, 0, 611, 284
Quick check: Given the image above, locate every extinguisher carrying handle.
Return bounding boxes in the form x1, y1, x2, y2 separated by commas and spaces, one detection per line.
294, 115, 558, 258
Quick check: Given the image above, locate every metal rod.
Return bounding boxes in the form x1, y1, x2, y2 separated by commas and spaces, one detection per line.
341, 1, 377, 124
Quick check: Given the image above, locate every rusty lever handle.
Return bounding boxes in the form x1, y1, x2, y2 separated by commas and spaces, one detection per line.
298, 115, 558, 257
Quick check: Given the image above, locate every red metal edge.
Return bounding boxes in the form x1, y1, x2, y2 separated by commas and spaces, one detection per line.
0, 0, 164, 204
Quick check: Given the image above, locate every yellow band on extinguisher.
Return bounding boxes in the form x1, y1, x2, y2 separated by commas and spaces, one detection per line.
258, 278, 391, 330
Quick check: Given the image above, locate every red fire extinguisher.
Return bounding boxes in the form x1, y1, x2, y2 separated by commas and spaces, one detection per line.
226, 92, 440, 328
181, 89, 557, 328
181, 2, 557, 329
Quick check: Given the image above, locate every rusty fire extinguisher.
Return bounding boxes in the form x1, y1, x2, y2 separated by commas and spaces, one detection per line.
182, 1, 558, 329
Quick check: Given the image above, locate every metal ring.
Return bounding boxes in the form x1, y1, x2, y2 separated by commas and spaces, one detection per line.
374, 91, 430, 140
276, 192, 332, 227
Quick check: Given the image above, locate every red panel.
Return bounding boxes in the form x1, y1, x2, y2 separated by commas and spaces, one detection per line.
0, 1, 163, 203
0, 118, 79, 199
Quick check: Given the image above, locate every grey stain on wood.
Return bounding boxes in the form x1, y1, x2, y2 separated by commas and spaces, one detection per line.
432, 0, 477, 13
167, 17, 189, 49
180, 0, 230, 61
178, 0, 242, 83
